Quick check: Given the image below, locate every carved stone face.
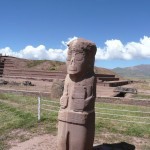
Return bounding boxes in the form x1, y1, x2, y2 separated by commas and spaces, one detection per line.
66, 49, 86, 75
66, 38, 97, 76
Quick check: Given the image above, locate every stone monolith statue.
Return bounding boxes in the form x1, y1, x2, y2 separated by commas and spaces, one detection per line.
57, 38, 97, 150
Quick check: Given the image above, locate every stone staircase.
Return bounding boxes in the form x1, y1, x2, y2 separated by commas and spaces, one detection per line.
0, 62, 4, 77
0, 55, 131, 87
3, 68, 66, 80
0, 56, 66, 80
0, 55, 5, 77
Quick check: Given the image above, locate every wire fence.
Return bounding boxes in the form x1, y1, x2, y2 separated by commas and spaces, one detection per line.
38, 97, 150, 125
0, 94, 150, 144
0, 97, 150, 125
0, 97, 38, 124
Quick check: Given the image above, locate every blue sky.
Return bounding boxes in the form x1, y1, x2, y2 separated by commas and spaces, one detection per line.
0, 0, 150, 69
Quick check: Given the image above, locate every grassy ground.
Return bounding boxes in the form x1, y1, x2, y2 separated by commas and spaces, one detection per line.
130, 80, 150, 100
0, 94, 57, 150
136, 81, 150, 91
27, 60, 48, 68
132, 94, 150, 99
95, 103, 150, 137
0, 93, 150, 149
26, 59, 65, 71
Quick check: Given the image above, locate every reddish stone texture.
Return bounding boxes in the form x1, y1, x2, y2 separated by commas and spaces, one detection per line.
57, 38, 97, 150
0, 55, 4, 77
1, 56, 131, 87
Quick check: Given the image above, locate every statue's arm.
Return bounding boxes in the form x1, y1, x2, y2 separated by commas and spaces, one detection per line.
84, 76, 96, 111
60, 75, 69, 109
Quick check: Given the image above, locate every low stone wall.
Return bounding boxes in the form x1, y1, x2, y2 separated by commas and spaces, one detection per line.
96, 96, 150, 107
0, 88, 149, 106
97, 77, 119, 82
98, 80, 131, 87
0, 89, 51, 98
96, 74, 115, 77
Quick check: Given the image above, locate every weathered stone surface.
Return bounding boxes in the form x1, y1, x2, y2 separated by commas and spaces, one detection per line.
51, 79, 64, 99
22, 81, 35, 86
57, 38, 97, 150
0, 79, 8, 85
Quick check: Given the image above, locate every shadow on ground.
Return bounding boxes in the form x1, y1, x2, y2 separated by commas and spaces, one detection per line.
93, 142, 135, 150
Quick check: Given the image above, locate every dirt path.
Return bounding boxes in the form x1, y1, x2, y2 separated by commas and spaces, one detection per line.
9, 133, 150, 150
9, 134, 57, 150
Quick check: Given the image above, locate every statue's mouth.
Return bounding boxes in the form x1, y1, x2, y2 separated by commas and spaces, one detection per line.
68, 66, 77, 71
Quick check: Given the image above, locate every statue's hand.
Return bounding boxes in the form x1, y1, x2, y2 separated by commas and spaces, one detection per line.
84, 96, 95, 111
60, 96, 68, 109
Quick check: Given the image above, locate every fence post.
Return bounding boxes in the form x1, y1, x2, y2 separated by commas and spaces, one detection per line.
38, 97, 41, 121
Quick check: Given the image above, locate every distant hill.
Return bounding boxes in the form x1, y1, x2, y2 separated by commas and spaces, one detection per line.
26, 59, 119, 76
1, 56, 119, 76
112, 64, 150, 79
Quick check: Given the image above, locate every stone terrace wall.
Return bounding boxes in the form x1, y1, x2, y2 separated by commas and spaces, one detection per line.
3, 68, 66, 80
0, 56, 131, 87
98, 80, 132, 87
0, 55, 4, 77
1, 56, 66, 80
96, 96, 150, 107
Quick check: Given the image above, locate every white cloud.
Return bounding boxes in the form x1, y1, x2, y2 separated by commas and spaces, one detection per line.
96, 36, 150, 60
0, 47, 22, 58
61, 36, 78, 47
0, 36, 150, 61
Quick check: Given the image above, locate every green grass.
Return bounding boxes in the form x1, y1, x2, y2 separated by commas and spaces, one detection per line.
0, 93, 150, 149
0, 93, 58, 150
26, 59, 65, 71
27, 60, 47, 68
95, 102, 150, 138
0, 102, 36, 133
132, 94, 150, 99
136, 82, 150, 91
48, 61, 64, 71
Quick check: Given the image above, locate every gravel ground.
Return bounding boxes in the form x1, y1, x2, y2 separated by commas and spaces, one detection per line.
10, 134, 57, 150
8, 133, 150, 150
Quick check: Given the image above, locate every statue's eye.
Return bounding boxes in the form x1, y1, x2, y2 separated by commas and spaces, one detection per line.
68, 50, 72, 55
66, 55, 71, 61
75, 53, 84, 61
67, 51, 72, 61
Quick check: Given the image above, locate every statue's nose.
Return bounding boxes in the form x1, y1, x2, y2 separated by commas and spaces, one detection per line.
70, 57, 75, 65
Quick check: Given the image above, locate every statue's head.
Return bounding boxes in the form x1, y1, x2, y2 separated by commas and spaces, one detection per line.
66, 38, 97, 75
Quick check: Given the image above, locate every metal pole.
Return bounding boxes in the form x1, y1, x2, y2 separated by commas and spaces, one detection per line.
38, 97, 41, 121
